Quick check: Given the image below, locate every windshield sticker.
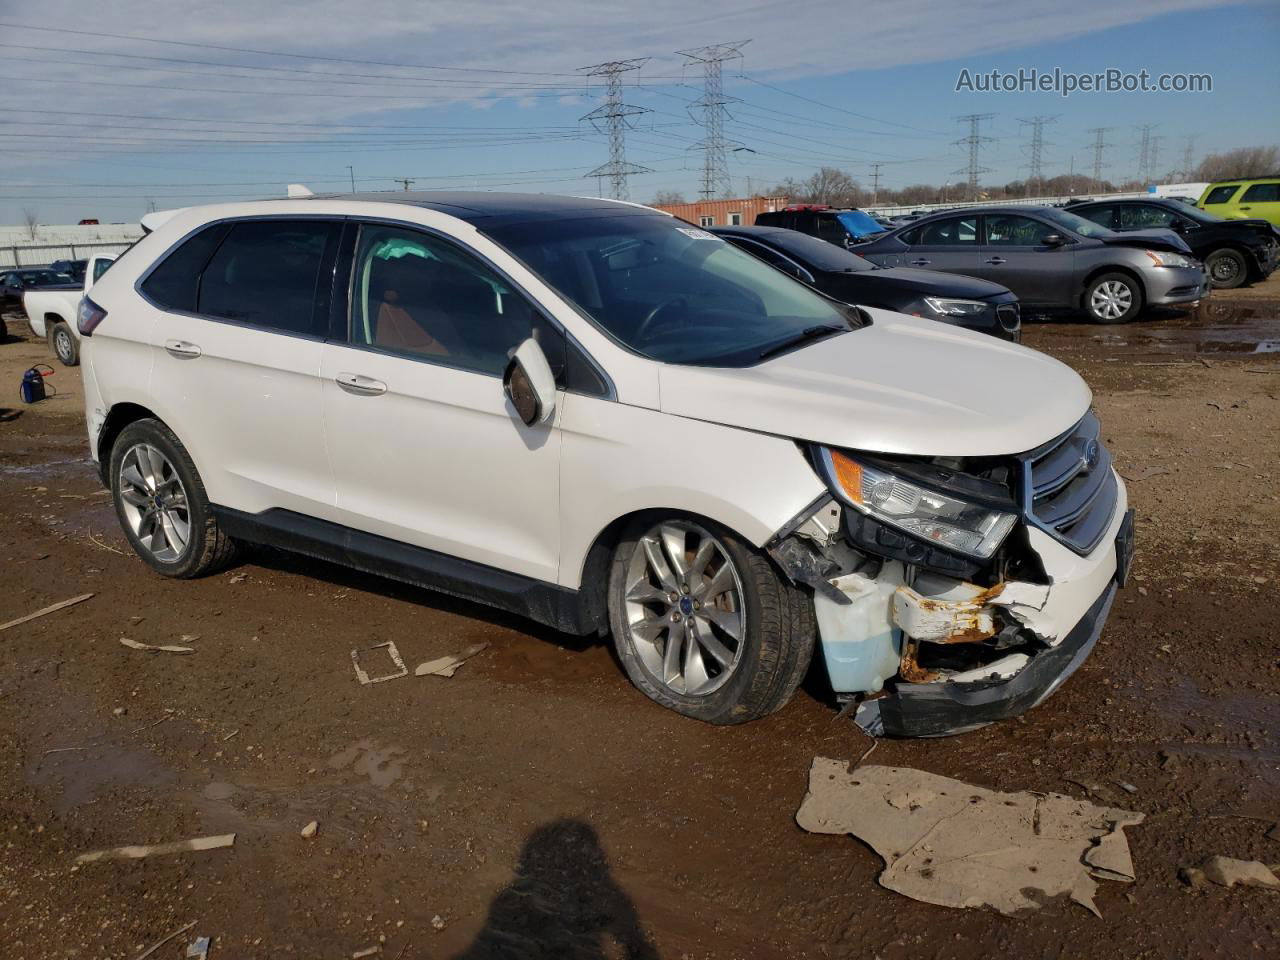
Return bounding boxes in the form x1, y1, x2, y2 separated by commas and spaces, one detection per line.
676, 227, 720, 241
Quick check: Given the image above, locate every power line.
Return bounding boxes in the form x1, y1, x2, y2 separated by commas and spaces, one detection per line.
952, 113, 995, 200
578, 59, 652, 201
677, 40, 750, 199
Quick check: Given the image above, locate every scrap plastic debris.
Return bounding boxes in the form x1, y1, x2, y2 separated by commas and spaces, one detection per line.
415, 642, 488, 678
351, 641, 408, 685
185, 936, 211, 960
0, 592, 94, 632
795, 758, 1144, 916
119, 637, 196, 654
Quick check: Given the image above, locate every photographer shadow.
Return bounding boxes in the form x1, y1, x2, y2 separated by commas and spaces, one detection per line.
454, 819, 659, 960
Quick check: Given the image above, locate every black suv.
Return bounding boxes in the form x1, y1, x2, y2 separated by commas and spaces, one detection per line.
1066, 197, 1278, 289
755, 205, 887, 247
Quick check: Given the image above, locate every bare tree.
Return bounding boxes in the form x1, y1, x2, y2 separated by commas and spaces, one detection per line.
1194, 146, 1279, 181
22, 209, 38, 241
651, 190, 686, 205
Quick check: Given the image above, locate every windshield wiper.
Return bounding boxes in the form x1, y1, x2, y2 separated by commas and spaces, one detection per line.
757, 324, 846, 361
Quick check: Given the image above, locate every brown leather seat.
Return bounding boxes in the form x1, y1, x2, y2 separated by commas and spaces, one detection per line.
371, 257, 450, 356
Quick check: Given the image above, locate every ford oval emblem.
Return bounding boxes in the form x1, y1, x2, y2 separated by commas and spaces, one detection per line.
1081, 439, 1100, 472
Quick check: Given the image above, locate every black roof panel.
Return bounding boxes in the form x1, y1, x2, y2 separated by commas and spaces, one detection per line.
307, 191, 660, 227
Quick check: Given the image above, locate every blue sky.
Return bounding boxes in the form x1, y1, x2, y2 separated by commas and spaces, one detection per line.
0, 0, 1275, 225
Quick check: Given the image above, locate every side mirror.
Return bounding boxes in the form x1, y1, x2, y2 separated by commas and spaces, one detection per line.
503, 337, 557, 427
1042, 233, 1067, 247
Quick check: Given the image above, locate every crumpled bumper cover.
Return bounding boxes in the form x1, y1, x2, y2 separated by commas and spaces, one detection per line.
855, 578, 1117, 738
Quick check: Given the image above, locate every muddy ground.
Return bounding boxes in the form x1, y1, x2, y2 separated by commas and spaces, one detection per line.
1, 283, 1277, 959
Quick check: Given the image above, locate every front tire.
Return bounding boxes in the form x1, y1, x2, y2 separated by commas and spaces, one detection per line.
1085, 272, 1143, 324
110, 419, 238, 578
607, 516, 816, 724
1205, 248, 1247, 289
49, 321, 79, 366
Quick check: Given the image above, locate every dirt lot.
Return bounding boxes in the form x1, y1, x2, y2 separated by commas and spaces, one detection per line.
1, 284, 1277, 960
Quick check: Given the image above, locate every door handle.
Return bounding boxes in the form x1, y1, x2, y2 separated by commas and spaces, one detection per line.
909, 258, 931, 266
1238, 206, 1251, 211
164, 339, 201, 359
335, 372, 387, 396
985, 256, 1007, 265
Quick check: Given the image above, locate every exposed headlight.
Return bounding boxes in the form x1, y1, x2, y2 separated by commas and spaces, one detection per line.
817, 449, 1017, 559
923, 296, 988, 317
1144, 250, 1196, 268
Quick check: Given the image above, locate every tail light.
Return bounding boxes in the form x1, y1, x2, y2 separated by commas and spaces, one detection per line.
77, 296, 107, 336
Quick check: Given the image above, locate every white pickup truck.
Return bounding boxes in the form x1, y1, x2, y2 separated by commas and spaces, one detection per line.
23, 254, 115, 366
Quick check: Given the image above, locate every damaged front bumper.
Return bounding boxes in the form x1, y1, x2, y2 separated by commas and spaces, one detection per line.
773, 454, 1134, 738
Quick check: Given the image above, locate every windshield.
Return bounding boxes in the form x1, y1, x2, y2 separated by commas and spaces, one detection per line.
1039, 207, 1114, 239
836, 210, 884, 239
762, 229, 876, 272
485, 215, 854, 366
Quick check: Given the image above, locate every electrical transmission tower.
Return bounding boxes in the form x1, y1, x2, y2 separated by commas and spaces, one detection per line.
578, 58, 652, 201
1148, 134, 1164, 182
1086, 127, 1112, 192
1136, 122, 1167, 185
1019, 115, 1056, 196
868, 163, 884, 206
676, 40, 750, 199
952, 114, 995, 201
1179, 135, 1198, 180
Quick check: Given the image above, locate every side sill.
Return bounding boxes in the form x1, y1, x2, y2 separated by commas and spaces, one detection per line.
210, 506, 598, 636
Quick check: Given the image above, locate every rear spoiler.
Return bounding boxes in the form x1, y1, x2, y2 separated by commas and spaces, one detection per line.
139, 207, 190, 235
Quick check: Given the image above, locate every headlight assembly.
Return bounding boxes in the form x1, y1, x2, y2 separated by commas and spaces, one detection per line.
1144, 250, 1196, 268
923, 296, 988, 317
817, 448, 1016, 560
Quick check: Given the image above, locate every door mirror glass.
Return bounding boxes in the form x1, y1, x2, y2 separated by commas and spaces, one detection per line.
504, 337, 557, 426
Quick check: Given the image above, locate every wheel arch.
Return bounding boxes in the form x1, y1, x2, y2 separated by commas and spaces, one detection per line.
96, 402, 163, 486
1080, 263, 1145, 310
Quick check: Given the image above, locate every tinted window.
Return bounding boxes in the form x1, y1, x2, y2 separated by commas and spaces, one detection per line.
815, 214, 849, 245
198, 220, 338, 335
92, 258, 114, 282
1116, 204, 1177, 229
915, 217, 978, 245
1038, 206, 1112, 238
486, 214, 855, 367
1241, 182, 1280, 203
141, 223, 230, 312
350, 224, 554, 378
984, 214, 1058, 245
762, 230, 875, 272
1076, 205, 1116, 229
726, 237, 813, 282
1204, 185, 1240, 205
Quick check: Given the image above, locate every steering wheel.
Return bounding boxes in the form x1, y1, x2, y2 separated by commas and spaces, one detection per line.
634, 297, 688, 343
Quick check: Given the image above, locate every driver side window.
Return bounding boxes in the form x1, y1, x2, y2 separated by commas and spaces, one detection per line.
1117, 205, 1176, 229
350, 224, 554, 379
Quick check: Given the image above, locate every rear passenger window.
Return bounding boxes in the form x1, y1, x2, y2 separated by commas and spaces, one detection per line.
197, 220, 339, 335
916, 217, 978, 245
140, 223, 230, 313
1241, 183, 1280, 203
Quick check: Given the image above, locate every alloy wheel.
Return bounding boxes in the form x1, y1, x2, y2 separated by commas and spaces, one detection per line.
623, 521, 745, 697
1090, 280, 1132, 321
55, 328, 74, 363
118, 443, 191, 563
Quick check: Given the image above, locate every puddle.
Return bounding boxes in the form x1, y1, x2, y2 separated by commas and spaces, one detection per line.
1119, 301, 1280, 355
328, 739, 407, 788
27, 741, 176, 814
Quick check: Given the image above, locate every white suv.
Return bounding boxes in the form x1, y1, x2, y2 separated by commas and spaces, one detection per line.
78, 193, 1133, 736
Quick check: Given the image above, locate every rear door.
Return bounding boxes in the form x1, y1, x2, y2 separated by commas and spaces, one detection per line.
143, 217, 341, 520
1237, 182, 1280, 225
897, 215, 981, 276
977, 213, 1074, 305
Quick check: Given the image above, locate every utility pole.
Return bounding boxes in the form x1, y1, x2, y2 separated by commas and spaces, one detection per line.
1019, 115, 1056, 197
347, 165, 356, 193
1086, 127, 1112, 193
868, 162, 883, 206
677, 40, 750, 200
952, 113, 995, 201
395, 177, 415, 192
578, 58, 652, 201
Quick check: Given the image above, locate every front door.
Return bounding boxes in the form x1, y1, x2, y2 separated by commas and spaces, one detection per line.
320, 223, 564, 584
977, 213, 1075, 305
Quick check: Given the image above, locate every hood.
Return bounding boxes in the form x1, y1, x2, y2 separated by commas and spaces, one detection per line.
1100, 228, 1191, 254
658, 308, 1091, 458
843, 266, 1012, 300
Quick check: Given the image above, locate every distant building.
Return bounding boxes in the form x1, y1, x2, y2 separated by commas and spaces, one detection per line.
650, 196, 789, 227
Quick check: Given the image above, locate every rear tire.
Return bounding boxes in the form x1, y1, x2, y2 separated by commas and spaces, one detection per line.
49, 321, 79, 366
607, 516, 816, 724
1205, 248, 1247, 289
1084, 272, 1144, 324
109, 419, 239, 578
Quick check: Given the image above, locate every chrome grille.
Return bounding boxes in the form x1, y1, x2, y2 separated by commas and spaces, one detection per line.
1021, 412, 1118, 554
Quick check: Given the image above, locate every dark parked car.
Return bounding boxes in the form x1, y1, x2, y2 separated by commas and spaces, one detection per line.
0, 268, 74, 319
1065, 197, 1278, 289
712, 225, 1021, 340
50, 259, 89, 283
755, 204, 887, 247
853, 205, 1208, 324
